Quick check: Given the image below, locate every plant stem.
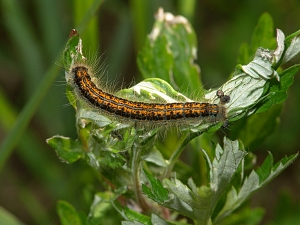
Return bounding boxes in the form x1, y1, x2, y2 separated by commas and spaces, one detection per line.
162, 131, 198, 178
131, 144, 149, 211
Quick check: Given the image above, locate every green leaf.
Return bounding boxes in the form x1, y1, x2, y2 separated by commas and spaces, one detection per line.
77, 108, 114, 128
162, 178, 201, 221
122, 222, 144, 225
208, 138, 247, 201
214, 152, 298, 223
0, 207, 25, 225
285, 28, 300, 43
53, 12, 300, 225
150, 214, 176, 225
142, 169, 169, 204
137, 8, 202, 96
57, 200, 81, 225
117, 78, 225, 133
63, 31, 84, 71
237, 42, 250, 65
62, 24, 298, 148
206, 47, 280, 124
280, 64, 300, 92
160, 138, 246, 224
229, 47, 300, 149
118, 78, 193, 104
66, 84, 77, 109
250, 13, 276, 53
138, 35, 173, 83
255, 153, 273, 181
112, 202, 151, 225
142, 147, 168, 167
240, 47, 279, 80
256, 64, 300, 114
94, 151, 126, 169
46, 136, 84, 163
282, 30, 300, 64
236, 104, 281, 149
87, 191, 121, 225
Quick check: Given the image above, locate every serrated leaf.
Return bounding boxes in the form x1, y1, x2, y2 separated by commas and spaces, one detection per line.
151, 214, 175, 225
112, 202, 151, 225
142, 170, 169, 204
46, 136, 84, 163
256, 152, 273, 181
211, 27, 299, 123
214, 152, 298, 223
259, 153, 298, 185
229, 56, 299, 149
57, 200, 81, 225
227, 26, 300, 148
122, 213, 149, 225
160, 138, 246, 224
162, 178, 199, 220
62, 23, 298, 148
208, 137, 247, 210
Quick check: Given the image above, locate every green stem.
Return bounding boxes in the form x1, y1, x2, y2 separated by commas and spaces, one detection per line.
162, 131, 198, 178
131, 144, 149, 211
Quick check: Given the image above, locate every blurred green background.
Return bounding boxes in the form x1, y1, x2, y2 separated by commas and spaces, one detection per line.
0, 0, 300, 224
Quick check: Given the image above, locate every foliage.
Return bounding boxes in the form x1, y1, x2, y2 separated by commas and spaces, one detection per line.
1, 1, 300, 225
46, 10, 300, 225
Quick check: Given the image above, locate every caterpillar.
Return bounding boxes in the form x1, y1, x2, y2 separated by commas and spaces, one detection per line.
69, 65, 229, 127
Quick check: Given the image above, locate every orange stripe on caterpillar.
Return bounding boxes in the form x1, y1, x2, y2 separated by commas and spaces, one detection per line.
72, 66, 229, 122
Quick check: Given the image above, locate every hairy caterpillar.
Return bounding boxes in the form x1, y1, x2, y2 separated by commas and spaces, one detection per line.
68, 65, 229, 128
